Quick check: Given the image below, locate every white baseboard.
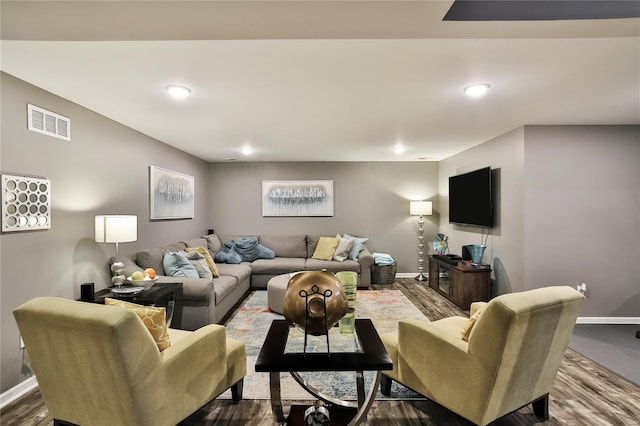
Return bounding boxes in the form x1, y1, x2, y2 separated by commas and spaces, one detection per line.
0, 376, 38, 410
576, 317, 640, 324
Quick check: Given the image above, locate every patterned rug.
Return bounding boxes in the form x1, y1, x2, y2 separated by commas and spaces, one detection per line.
219, 289, 426, 400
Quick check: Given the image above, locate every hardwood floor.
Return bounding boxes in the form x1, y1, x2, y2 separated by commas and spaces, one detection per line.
2, 279, 639, 425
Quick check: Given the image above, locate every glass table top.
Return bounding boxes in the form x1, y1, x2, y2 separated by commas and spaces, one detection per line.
284, 324, 363, 354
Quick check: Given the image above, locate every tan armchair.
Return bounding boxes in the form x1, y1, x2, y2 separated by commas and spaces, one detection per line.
380, 286, 583, 426
13, 297, 246, 426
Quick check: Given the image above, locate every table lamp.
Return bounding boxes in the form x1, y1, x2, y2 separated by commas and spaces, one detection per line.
95, 215, 137, 287
410, 201, 432, 282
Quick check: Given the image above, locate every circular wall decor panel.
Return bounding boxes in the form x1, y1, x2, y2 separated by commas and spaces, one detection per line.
2, 174, 51, 232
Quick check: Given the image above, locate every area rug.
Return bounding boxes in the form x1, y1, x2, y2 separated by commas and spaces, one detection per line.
219, 289, 426, 400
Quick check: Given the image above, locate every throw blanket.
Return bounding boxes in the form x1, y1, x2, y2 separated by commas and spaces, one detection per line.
215, 237, 275, 264
372, 252, 395, 266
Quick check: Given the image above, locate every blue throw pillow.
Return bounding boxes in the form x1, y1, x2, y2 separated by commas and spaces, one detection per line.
163, 251, 200, 278
342, 234, 369, 260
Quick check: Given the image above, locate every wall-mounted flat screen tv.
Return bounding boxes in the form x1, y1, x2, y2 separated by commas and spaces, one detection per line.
449, 167, 494, 227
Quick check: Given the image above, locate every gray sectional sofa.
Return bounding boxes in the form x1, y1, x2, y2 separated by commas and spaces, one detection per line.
119, 233, 373, 331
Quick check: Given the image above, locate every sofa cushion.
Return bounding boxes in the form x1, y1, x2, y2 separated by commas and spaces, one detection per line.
166, 276, 213, 300
250, 258, 306, 275
164, 242, 187, 252
163, 251, 199, 278
183, 250, 213, 279
213, 275, 239, 305
259, 235, 307, 258
136, 248, 167, 275
305, 258, 360, 274
104, 297, 170, 351
333, 235, 354, 262
312, 237, 340, 260
183, 237, 208, 250
215, 263, 252, 283
204, 234, 222, 256
185, 247, 220, 277
342, 234, 369, 260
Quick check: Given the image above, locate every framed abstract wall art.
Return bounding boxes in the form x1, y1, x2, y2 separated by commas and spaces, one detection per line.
262, 180, 334, 217
150, 166, 194, 220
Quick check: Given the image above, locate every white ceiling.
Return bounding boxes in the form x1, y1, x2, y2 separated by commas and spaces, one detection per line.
1, 1, 639, 162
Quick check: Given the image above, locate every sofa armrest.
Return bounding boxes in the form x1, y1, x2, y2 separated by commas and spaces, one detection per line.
155, 276, 213, 300
357, 247, 374, 287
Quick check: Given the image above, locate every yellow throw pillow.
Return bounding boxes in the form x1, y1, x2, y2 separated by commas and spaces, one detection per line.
460, 307, 484, 342
312, 237, 340, 261
184, 247, 219, 277
105, 298, 171, 351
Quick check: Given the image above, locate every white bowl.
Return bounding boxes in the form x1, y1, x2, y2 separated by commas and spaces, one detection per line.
126, 276, 158, 289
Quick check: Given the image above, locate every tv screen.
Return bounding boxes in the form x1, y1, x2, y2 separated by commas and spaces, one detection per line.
449, 167, 494, 227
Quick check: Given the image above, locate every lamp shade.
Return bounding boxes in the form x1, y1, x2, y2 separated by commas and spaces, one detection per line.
95, 215, 137, 243
410, 201, 432, 216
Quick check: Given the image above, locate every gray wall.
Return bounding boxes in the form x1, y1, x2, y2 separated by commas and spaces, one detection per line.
440, 124, 639, 318
438, 128, 526, 297
524, 125, 639, 317
206, 161, 439, 274
0, 72, 211, 392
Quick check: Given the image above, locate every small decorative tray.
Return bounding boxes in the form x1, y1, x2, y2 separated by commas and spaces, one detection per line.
111, 286, 145, 296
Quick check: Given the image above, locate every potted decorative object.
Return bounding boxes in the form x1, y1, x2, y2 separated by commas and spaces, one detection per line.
283, 270, 348, 353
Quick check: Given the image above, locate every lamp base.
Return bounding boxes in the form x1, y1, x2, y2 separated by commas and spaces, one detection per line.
414, 273, 428, 282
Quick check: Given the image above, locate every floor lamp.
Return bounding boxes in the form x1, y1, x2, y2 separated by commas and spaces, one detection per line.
410, 201, 432, 282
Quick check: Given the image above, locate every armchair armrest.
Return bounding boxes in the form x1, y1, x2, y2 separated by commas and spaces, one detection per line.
397, 319, 492, 398
135, 325, 230, 424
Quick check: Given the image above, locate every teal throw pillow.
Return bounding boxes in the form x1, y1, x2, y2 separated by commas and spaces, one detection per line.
342, 234, 369, 260
162, 251, 199, 278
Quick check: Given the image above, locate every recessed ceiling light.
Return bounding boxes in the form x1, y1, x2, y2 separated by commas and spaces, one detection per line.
164, 85, 191, 99
463, 83, 491, 98
241, 146, 253, 156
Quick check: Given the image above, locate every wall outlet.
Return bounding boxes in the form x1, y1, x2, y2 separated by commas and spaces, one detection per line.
576, 283, 587, 295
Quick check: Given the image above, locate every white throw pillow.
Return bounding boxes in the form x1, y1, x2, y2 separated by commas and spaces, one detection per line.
333, 234, 355, 262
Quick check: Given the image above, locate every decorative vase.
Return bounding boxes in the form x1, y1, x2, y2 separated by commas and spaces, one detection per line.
336, 271, 357, 334
283, 270, 348, 336
466, 244, 487, 265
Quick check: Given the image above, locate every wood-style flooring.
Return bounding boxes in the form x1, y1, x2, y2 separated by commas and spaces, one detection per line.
2, 279, 639, 425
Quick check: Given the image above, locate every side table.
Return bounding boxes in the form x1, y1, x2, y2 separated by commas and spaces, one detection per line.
256, 319, 392, 425
93, 282, 183, 327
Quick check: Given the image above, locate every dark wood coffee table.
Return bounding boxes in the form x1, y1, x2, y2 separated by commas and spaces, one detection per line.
255, 319, 392, 425
93, 282, 182, 327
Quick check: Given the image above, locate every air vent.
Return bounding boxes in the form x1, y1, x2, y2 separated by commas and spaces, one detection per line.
27, 104, 70, 141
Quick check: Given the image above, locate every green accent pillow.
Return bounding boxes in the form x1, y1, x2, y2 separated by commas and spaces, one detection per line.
162, 251, 199, 278
312, 237, 340, 261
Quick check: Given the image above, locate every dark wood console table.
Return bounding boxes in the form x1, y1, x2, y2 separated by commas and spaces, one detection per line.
428, 256, 491, 310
